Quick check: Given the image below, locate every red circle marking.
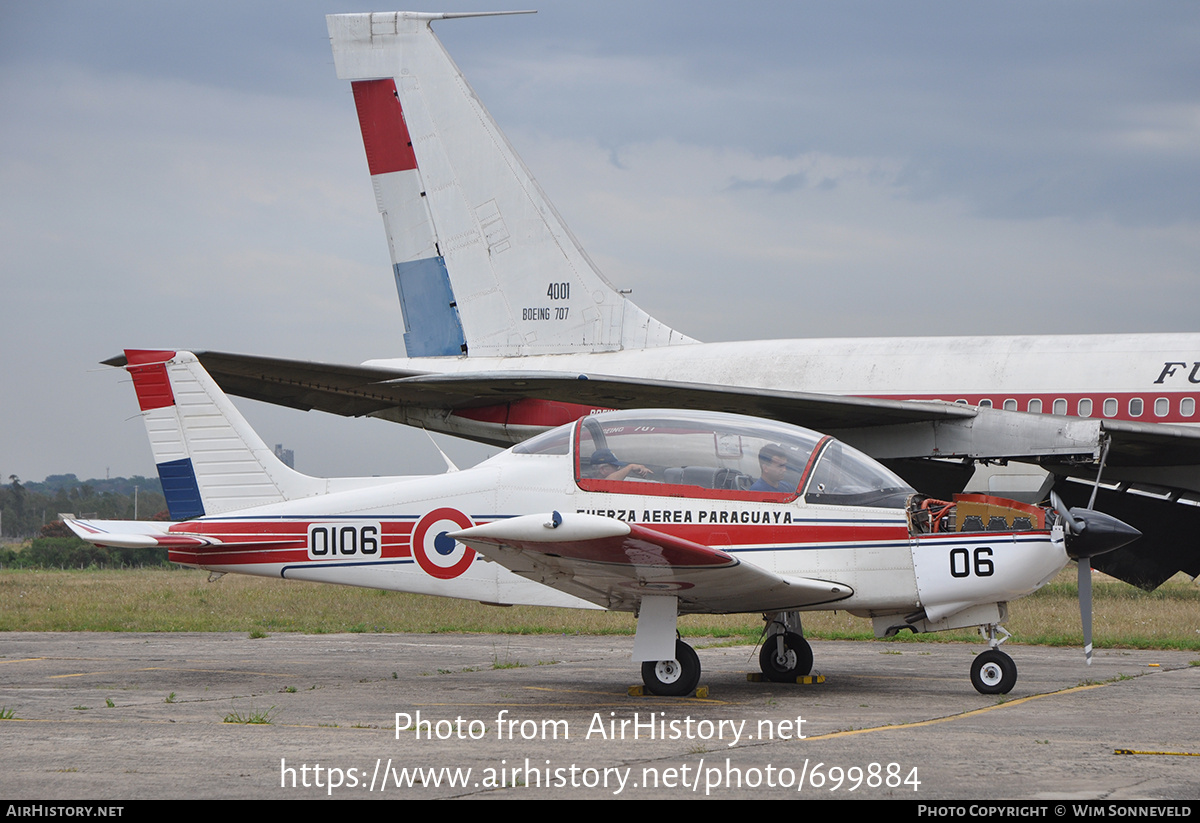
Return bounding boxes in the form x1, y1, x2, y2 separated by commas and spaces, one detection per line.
618, 581, 695, 592
412, 508, 476, 579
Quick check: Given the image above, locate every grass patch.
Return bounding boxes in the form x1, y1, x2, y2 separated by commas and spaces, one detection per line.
223, 705, 277, 724
0, 568, 1196, 651
0, 707, 16, 719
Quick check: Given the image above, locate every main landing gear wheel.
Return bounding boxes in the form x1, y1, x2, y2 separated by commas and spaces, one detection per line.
970, 649, 1017, 695
759, 631, 814, 682
641, 640, 701, 696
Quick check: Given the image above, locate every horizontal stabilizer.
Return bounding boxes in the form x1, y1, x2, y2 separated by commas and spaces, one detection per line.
65, 518, 216, 550
66, 518, 303, 554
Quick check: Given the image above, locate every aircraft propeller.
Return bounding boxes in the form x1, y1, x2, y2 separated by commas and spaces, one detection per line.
1049, 490, 1142, 664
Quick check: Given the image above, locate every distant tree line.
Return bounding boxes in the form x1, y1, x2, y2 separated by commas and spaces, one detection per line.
0, 534, 172, 570
1, 474, 167, 539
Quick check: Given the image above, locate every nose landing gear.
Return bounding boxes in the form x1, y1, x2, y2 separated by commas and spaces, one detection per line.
971, 623, 1016, 694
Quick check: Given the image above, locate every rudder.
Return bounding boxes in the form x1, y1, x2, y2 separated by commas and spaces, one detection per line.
123, 350, 326, 518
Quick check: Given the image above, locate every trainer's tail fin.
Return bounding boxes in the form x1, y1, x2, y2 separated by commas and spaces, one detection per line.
327, 12, 694, 358
121, 350, 361, 519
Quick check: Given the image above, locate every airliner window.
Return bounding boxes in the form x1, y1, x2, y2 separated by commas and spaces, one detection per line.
803, 440, 914, 508
573, 410, 821, 501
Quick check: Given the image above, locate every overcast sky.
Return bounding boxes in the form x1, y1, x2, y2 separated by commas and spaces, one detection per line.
2, 1, 1198, 485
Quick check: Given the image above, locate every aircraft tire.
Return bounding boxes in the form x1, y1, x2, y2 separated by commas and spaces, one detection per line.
641, 640, 701, 696
758, 631, 813, 682
970, 649, 1017, 694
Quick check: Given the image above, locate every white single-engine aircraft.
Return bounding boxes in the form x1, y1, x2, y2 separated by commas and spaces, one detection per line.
69, 350, 1138, 696
113, 11, 1200, 592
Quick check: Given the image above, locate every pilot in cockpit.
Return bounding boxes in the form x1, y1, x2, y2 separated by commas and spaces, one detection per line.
587, 449, 653, 481
750, 444, 792, 493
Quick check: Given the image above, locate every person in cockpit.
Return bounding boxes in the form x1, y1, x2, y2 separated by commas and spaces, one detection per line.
750, 444, 792, 492
587, 449, 653, 481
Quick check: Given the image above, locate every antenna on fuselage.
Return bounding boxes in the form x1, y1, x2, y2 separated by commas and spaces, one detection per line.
423, 429, 460, 473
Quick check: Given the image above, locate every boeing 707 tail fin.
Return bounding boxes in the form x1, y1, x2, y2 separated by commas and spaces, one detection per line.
327, 11, 694, 357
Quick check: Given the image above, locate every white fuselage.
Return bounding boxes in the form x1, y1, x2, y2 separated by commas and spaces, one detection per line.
165, 447, 1069, 633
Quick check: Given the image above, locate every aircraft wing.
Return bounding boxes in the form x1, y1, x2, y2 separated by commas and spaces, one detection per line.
149, 353, 1108, 466
154, 353, 1199, 475
452, 512, 853, 615
101, 351, 980, 428
387, 371, 981, 428
1082, 418, 1200, 468
102, 351, 434, 417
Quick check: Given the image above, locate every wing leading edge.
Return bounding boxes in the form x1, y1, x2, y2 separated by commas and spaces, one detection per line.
102, 351, 978, 430
108, 352, 1200, 469
452, 512, 853, 615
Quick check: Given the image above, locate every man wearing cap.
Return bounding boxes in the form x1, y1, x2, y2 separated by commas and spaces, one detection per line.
588, 449, 653, 481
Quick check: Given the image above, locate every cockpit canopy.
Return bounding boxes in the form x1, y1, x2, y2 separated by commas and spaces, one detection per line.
512, 409, 915, 508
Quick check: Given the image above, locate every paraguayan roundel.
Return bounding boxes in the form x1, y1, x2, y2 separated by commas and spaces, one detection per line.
412, 508, 476, 579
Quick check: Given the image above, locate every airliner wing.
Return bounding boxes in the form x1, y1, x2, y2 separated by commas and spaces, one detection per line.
102, 351, 432, 417
1088, 418, 1200, 467
101, 350, 1200, 476
389, 371, 978, 429
101, 351, 974, 428
167, 353, 1107, 463
99, 349, 1130, 469
452, 513, 853, 614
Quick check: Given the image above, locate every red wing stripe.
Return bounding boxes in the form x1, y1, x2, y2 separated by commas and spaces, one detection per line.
469, 523, 735, 569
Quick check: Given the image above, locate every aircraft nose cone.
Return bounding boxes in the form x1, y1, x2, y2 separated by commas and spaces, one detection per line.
1066, 508, 1143, 559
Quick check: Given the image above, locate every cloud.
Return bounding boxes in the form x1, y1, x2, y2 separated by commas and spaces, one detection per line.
4, 1, 1199, 483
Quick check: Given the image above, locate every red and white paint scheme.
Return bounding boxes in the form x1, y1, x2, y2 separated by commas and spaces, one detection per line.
69, 350, 1138, 695
174, 12, 1199, 591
